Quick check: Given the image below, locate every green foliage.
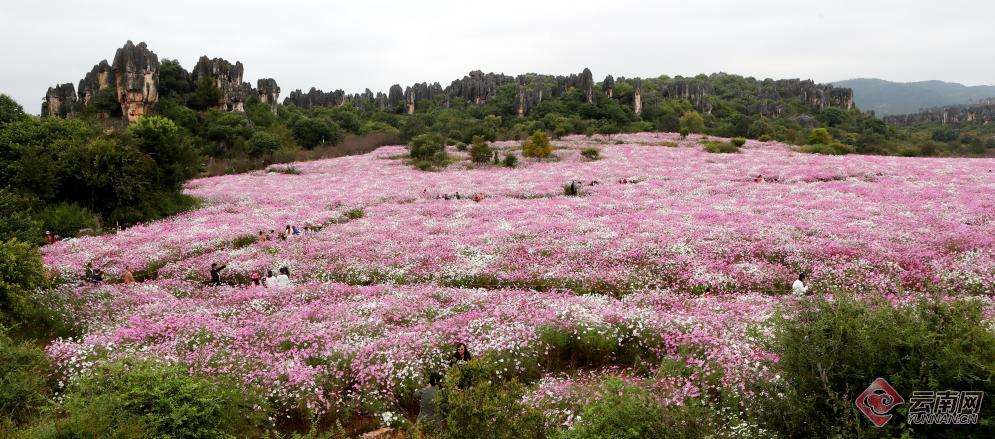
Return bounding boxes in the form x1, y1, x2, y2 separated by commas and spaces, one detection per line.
248, 131, 283, 157
35, 203, 96, 239
502, 154, 518, 168
679, 111, 705, 134
91, 86, 122, 117
580, 147, 600, 160
730, 137, 747, 147
128, 115, 200, 189
0, 327, 53, 428
0, 240, 47, 328
702, 141, 740, 153
798, 142, 855, 155
557, 377, 713, 439
292, 117, 340, 149
409, 133, 445, 161
0, 190, 42, 244
157, 59, 191, 99
522, 131, 553, 160
437, 358, 547, 439
756, 295, 995, 438
468, 136, 493, 163
189, 76, 223, 111
28, 360, 265, 438
360, 120, 400, 136
267, 165, 302, 175
808, 127, 834, 145
345, 207, 364, 220
0, 94, 26, 128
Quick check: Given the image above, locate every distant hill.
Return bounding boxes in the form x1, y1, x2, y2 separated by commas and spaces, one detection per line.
832, 78, 995, 116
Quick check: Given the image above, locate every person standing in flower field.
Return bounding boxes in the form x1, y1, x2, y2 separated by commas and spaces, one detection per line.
448, 342, 473, 389
123, 265, 136, 284
84, 262, 95, 282
273, 267, 292, 288
264, 270, 277, 288
210, 263, 227, 286
415, 372, 443, 427
257, 230, 267, 243
792, 273, 808, 296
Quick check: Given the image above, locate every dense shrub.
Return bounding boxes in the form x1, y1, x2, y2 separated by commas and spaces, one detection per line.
502, 154, 518, 168
0, 327, 53, 428
522, 131, 553, 160
248, 131, 283, 157
799, 142, 855, 155
0, 239, 47, 328
580, 147, 600, 160
558, 377, 718, 439
437, 358, 546, 439
702, 141, 740, 153
0, 190, 42, 244
28, 360, 265, 438
730, 137, 747, 147
35, 203, 97, 239
756, 295, 995, 438
808, 127, 833, 145
469, 136, 493, 163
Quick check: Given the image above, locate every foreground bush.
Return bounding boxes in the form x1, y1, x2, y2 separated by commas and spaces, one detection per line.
28, 360, 265, 438
0, 239, 47, 329
757, 295, 995, 438
0, 327, 52, 429
437, 358, 546, 439
702, 141, 740, 153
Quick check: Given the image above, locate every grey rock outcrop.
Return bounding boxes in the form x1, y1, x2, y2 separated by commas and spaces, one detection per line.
111, 40, 160, 122
256, 78, 280, 114
77, 60, 115, 107
884, 99, 995, 125
41, 83, 78, 118
192, 56, 248, 112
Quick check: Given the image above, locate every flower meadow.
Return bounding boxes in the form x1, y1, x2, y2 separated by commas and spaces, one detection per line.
39, 133, 995, 425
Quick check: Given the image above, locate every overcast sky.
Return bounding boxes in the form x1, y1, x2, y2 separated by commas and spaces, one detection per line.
2, 0, 993, 114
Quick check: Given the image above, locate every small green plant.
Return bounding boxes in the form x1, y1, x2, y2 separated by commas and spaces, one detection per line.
581, 147, 600, 160
808, 127, 833, 145
702, 141, 740, 153
679, 128, 690, 139
730, 137, 747, 147
502, 154, 518, 168
345, 207, 364, 220
437, 358, 546, 439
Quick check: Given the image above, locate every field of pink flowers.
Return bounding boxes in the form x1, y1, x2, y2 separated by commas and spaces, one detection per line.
39, 133, 995, 420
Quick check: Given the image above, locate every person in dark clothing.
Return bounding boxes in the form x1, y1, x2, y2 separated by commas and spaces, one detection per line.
91, 269, 104, 284
449, 342, 472, 367
85, 262, 95, 282
210, 263, 227, 286
415, 372, 443, 426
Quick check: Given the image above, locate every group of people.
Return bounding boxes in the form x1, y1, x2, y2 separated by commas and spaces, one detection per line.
753, 174, 780, 183
415, 342, 473, 427
210, 263, 293, 288
256, 224, 319, 243
44, 231, 61, 244
431, 191, 487, 202
82, 262, 135, 285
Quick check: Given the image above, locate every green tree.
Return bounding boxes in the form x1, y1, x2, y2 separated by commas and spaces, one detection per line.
808, 127, 833, 145
292, 117, 338, 149
189, 76, 222, 111
679, 111, 705, 134
409, 133, 445, 160
468, 136, 493, 163
0, 239, 47, 327
247, 131, 281, 157
91, 86, 122, 117
522, 130, 553, 160
0, 190, 42, 244
157, 59, 191, 98
0, 94, 26, 128
128, 115, 199, 190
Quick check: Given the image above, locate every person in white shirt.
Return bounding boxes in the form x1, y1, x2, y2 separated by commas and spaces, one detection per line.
792, 273, 808, 296
264, 270, 277, 288
274, 266, 292, 288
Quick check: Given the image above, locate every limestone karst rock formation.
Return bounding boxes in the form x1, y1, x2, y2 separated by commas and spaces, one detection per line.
112, 40, 160, 122
41, 83, 78, 118
77, 60, 115, 107
256, 78, 281, 114
602, 75, 615, 98
884, 99, 995, 125
192, 56, 250, 112
632, 78, 642, 115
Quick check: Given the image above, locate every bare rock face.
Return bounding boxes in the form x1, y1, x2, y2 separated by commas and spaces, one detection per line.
633, 78, 642, 115
41, 83, 79, 118
448, 70, 516, 105
112, 41, 160, 122
192, 56, 248, 112
78, 60, 115, 107
256, 78, 280, 114
884, 99, 995, 125
387, 84, 404, 110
